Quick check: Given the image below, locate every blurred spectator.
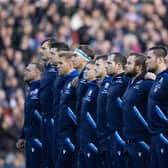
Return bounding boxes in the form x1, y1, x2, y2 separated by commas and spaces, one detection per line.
0, 0, 168, 166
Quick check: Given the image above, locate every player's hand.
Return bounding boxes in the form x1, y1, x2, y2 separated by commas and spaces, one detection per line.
16, 139, 25, 150
145, 72, 156, 80
72, 76, 79, 87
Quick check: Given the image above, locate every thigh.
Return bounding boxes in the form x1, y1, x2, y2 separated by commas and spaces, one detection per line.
56, 148, 76, 168
99, 151, 114, 168
111, 132, 125, 168
125, 141, 150, 168
151, 134, 168, 168
41, 120, 54, 168
26, 138, 42, 168
76, 152, 87, 168
84, 151, 102, 168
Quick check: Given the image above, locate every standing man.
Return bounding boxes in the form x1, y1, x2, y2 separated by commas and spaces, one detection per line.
95, 55, 111, 168
49, 41, 70, 165
72, 45, 95, 168
39, 38, 69, 168
79, 61, 100, 168
16, 63, 43, 168
122, 53, 153, 168
56, 51, 78, 168
146, 46, 168, 168
72, 45, 95, 120
40, 38, 57, 168
105, 52, 129, 168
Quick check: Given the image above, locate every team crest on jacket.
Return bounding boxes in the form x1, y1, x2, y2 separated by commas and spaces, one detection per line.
105, 82, 110, 89
30, 89, 39, 99
85, 90, 92, 101
30, 88, 39, 95
88, 90, 92, 96
133, 85, 140, 90
133, 80, 143, 90
67, 82, 72, 89
136, 80, 143, 84
115, 77, 123, 83
153, 77, 163, 92
64, 82, 72, 94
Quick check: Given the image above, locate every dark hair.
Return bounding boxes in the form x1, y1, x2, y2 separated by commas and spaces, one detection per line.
87, 60, 95, 65
58, 51, 74, 59
109, 52, 126, 68
78, 45, 95, 60
31, 62, 43, 73
40, 38, 57, 47
50, 42, 70, 51
148, 46, 167, 58
95, 54, 108, 61
129, 52, 146, 73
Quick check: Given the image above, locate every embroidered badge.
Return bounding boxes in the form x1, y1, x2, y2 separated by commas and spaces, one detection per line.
31, 148, 35, 152
117, 150, 121, 156
138, 152, 142, 157
105, 82, 110, 89
160, 148, 164, 154
88, 90, 92, 96
87, 153, 91, 158
30, 89, 39, 99
63, 149, 66, 154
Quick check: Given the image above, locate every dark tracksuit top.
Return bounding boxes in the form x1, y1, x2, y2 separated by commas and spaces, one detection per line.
76, 78, 89, 150
52, 74, 66, 121
39, 64, 57, 168
76, 68, 89, 163
21, 80, 42, 168
122, 74, 153, 141
96, 76, 112, 143
80, 80, 99, 152
106, 73, 130, 135
39, 64, 57, 118
21, 80, 41, 139
147, 69, 168, 134
76, 67, 88, 121
51, 73, 67, 163
57, 70, 78, 146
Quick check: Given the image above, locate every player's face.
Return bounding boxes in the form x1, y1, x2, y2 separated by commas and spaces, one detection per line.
106, 55, 117, 76
57, 57, 70, 76
84, 63, 96, 82
146, 50, 158, 73
125, 56, 138, 77
50, 48, 59, 66
95, 59, 106, 79
40, 42, 50, 62
24, 64, 38, 82
72, 54, 86, 69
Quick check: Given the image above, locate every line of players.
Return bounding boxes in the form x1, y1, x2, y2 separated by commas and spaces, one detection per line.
16, 38, 168, 168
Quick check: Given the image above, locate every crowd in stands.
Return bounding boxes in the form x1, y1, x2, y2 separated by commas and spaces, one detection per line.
0, 0, 168, 167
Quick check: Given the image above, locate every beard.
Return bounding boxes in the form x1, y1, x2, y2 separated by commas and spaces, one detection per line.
146, 67, 156, 74
107, 70, 116, 77
125, 69, 138, 78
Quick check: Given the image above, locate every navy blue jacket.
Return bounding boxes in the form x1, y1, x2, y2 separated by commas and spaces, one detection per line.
76, 68, 88, 118
39, 64, 57, 118
21, 80, 41, 139
57, 70, 78, 142
76, 79, 89, 122
96, 76, 111, 141
106, 73, 129, 134
80, 80, 99, 150
147, 69, 168, 134
52, 74, 66, 121
122, 74, 153, 141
